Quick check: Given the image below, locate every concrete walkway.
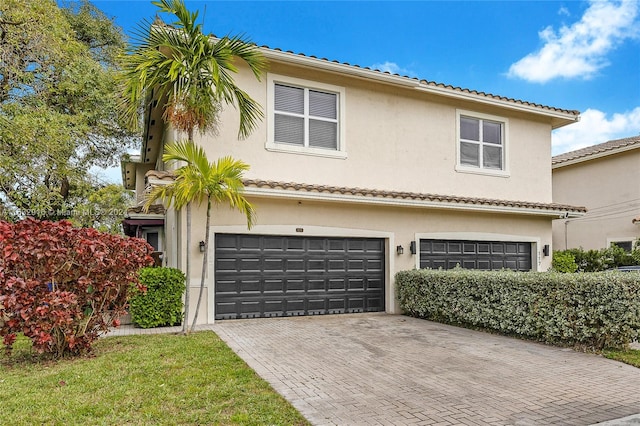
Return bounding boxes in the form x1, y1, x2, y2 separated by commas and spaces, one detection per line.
211, 313, 640, 426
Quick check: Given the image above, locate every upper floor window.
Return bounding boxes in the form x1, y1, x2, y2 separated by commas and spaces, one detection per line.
267, 74, 346, 158
456, 110, 509, 176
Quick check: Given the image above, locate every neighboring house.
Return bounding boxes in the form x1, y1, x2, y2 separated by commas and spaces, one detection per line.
122, 45, 585, 324
552, 136, 640, 251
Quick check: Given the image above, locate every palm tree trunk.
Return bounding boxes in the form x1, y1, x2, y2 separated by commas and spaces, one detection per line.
183, 128, 195, 334
190, 196, 211, 331
182, 202, 192, 334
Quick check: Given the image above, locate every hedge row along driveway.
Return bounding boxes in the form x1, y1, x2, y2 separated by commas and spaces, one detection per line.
396, 268, 640, 350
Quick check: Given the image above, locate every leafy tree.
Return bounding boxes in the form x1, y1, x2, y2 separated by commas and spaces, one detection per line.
145, 142, 254, 332
0, 0, 134, 222
69, 183, 135, 233
120, 0, 267, 140
121, 0, 265, 332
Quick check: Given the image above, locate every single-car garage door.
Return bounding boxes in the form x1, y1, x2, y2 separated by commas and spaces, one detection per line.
214, 234, 385, 320
420, 239, 532, 271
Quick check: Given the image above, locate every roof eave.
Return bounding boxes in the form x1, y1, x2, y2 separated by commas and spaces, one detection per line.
553, 143, 640, 169
262, 48, 580, 124
243, 186, 586, 218
121, 154, 142, 190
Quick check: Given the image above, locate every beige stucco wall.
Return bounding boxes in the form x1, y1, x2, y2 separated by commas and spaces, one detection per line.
153, 59, 567, 325
552, 149, 640, 250
176, 197, 552, 325
185, 61, 555, 204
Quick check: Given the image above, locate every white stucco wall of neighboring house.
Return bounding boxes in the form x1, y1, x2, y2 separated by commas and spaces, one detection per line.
552, 149, 640, 250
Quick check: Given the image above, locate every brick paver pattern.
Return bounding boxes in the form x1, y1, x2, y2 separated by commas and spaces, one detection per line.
212, 314, 640, 426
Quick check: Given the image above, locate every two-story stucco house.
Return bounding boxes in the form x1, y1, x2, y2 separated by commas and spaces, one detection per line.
122, 45, 585, 324
552, 136, 640, 251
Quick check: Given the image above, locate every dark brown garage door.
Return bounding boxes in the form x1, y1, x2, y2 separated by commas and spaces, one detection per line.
214, 234, 385, 320
419, 239, 532, 271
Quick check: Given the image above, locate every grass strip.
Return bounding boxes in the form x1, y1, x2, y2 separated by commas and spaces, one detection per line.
0, 331, 309, 425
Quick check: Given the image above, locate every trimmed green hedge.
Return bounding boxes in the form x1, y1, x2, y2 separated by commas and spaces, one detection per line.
129, 267, 186, 328
396, 268, 640, 350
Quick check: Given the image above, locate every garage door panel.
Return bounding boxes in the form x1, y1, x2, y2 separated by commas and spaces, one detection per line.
329, 239, 347, 251
286, 279, 305, 292
348, 278, 365, 290
286, 259, 305, 271
347, 297, 364, 311
307, 298, 327, 313
264, 258, 285, 270
462, 260, 476, 269
328, 278, 346, 291
286, 239, 304, 251
308, 279, 326, 292
216, 258, 237, 271
263, 236, 286, 250
239, 258, 261, 271
420, 239, 531, 272
309, 259, 326, 271
239, 301, 260, 316
263, 279, 285, 293
329, 259, 346, 271
307, 239, 325, 251
239, 235, 261, 250
240, 281, 261, 294
215, 234, 385, 320
367, 278, 383, 291
366, 258, 383, 271
505, 260, 518, 270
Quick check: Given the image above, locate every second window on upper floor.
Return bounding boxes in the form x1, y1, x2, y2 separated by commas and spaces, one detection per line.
456, 110, 509, 176
267, 74, 346, 158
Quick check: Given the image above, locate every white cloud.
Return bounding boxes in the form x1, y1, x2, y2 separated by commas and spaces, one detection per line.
370, 61, 416, 77
558, 6, 571, 17
508, 0, 639, 83
552, 107, 640, 154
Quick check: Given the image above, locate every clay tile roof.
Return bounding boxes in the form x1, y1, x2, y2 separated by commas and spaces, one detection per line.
552, 135, 640, 166
126, 204, 165, 216
260, 46, 579, 116
242, 179, 586, 214
145, 170, 176, 181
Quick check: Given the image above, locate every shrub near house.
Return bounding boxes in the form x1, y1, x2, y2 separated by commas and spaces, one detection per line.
396, 268, 640, 350
0, 218, 154, 358
129, 267, 186, 328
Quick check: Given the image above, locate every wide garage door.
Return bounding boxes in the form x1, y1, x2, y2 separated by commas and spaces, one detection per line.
214, 234, 385, 320
420, 239, 532, 271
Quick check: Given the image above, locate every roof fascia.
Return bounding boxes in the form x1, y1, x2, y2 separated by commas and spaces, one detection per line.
243, 186, 586, 218
552, 144, 640, 169
262, 49, 580, 128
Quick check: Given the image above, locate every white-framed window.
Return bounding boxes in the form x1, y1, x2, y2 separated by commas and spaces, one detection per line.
608, 238, 636, 253
456, 110, 509, 176
267, 74, 346, 158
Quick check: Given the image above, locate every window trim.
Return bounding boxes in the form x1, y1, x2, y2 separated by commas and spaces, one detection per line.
607, 237, 636, 252
455, 109, 509, 177
267, 73, 346, 159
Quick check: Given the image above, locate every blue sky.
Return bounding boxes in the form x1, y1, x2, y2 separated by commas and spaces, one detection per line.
88, 0, 640, 181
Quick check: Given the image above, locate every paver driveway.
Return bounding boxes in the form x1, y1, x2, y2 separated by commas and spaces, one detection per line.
213, 313, 640, 426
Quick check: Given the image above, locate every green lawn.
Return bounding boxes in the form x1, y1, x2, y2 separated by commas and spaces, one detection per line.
603, 348, 640, 368
0, 332, 310, 425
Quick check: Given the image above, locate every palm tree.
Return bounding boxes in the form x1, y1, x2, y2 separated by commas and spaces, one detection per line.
145, 141, 255, 332
120, 0, 267, 140
120, 0, 265, 332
